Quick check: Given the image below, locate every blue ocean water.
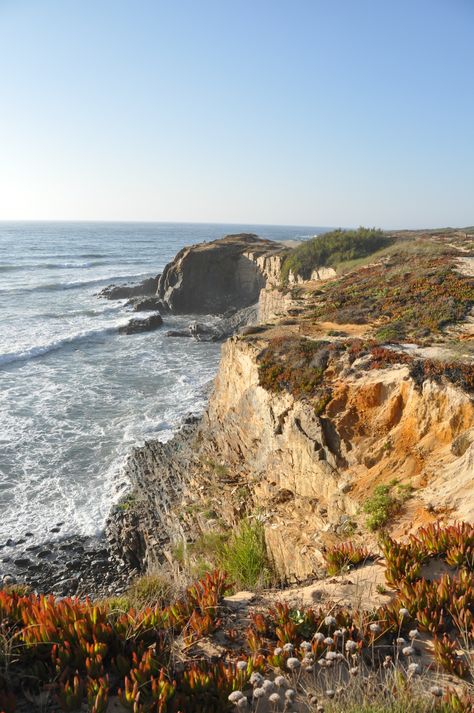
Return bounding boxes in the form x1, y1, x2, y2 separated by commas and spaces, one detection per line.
0, 222, 327, 552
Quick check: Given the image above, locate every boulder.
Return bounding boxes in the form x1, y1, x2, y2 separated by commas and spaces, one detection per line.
165, 304, 258, 342
118, 313, 163, 334
128, 296, 164, 312
156, 234, 280, 314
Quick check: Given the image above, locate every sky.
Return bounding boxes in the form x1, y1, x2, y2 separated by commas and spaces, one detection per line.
0, 0, 473, 229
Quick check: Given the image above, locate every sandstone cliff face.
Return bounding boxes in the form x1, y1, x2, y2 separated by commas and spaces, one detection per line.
196, 337, 474, 579
109, 331, 474, 581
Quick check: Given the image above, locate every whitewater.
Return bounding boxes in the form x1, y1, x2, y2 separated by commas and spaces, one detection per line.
0, 221, 325, 558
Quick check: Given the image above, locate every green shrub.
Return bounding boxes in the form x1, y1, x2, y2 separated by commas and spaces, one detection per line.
281, 227, 392, 281
362, 480, 415, 532
220, 519, 274, 590
363, 485, 399, 531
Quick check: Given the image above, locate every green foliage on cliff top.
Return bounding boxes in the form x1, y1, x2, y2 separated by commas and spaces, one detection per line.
312, 253, 474, 342
281, 227, 393, 281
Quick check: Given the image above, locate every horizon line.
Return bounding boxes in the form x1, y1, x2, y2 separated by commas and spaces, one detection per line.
0, 219, 470, 232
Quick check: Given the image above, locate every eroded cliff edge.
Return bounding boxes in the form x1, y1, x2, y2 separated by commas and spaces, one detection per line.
107, 228, 474, 582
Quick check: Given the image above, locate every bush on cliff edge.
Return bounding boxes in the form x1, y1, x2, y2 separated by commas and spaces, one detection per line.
281, 226, 392, 281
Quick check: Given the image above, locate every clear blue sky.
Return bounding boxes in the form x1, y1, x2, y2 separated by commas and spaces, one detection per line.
0, 0, 472, 228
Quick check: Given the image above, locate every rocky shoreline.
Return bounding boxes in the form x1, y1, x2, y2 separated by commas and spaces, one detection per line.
0, 529, 134, 598
1, 234, 276, 597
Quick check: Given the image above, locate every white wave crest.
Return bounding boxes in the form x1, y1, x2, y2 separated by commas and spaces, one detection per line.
0, 324, 124, 367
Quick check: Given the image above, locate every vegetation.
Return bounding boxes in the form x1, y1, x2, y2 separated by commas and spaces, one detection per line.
219, 519, 273, 589
2, 523, 474, 710
311, 254, 474, 342
363, 481, 413, 532
368, 344, 474, 393
281, 227, 393, 281
257, 337, 333, 413
176, 519, 274, 590
107, 573, 175, 611
324, 542, 375, 575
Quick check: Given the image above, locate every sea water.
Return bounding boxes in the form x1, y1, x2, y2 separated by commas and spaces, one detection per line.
0, 222, 326, 556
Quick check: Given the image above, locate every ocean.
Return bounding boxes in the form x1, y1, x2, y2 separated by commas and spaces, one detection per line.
0, 221, 327, 559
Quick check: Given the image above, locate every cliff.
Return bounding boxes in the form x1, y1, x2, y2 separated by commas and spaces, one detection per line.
107, 228, 474, 583
155, 233, 287, 314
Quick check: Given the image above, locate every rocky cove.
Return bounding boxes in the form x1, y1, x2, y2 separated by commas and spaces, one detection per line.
107, 227, 474, 584
0, 233, 290, 596
4, 229, 474, 598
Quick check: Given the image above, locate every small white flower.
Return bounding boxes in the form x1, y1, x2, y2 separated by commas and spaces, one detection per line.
402, 646, 415, 656
236, 698, 248, 710
345, 640, 358, 653
313, 632, 325, 643
396, 637, 406, 645
325, 651, 337, 661
324, 615, 337, 628
318, 658, 327, 667
268, 692, 280, 704
273, 647, 283, 656
408, 628, 419, 640
399, 607, 410, 619
228, 691, 244, 703
253, 688, 265, 699
326, 689, 335, 699
300, 641, 312, 651
286, 657, 301, 671
250, 672, 264, 686
430, 686, 443, 698
262, 680, 276, 693
236, 660, 247, 671
349, 666, 359, 676
369, 623, 381, 634
283, 642, 294, 652
323, 637, 334, 646
305, 664, 314, 672
407, 662, 421, 675
274, 675, 287, 688
333, 629, 342, 637
317, 706, 325, 713
285, 689, 296, 701
335, 652, 344, 661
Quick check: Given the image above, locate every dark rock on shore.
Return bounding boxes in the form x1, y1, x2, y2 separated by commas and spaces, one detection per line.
98, 275, 160, 300
0, 534, 133, 598
118, 313, 163, 334
156, 233, 278, 314
165, 304, 258, 342
106, 418, 200, 572
127, 296, 164, 311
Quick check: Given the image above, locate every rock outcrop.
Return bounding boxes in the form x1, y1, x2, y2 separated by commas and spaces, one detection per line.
118, 313, 163, 334
128, 296, 163, 312
156, 234, 286, 314
98, 275, 160, 300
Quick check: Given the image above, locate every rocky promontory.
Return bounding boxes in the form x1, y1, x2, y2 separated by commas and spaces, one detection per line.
107, 227, 474, 582
155, 233, 287, 314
